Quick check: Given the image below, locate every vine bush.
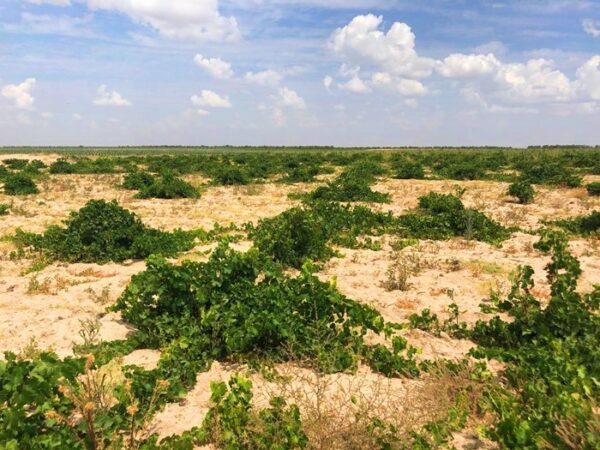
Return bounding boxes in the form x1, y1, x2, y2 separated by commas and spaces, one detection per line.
397, 193, 510, 244
469, 231, 600, 448
553, 211, 600, 236
135, 173, 199, 199
15, 200, 198, 263
586, 182, 600, 196
508, 180, 535, 204
3, 172, 39, 195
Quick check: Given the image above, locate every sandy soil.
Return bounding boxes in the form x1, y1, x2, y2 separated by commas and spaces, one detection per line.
1, 155, 598, 448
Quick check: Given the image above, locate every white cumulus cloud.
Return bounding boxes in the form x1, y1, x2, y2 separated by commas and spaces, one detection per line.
437, 53, 501, 78
583, 19, 600, 38
323, 75, 334, 89
493, 59, 574, 103
276, 87, 306, 109
371, 72, 426, 96
25, 0, 71, 5
245, 70, 283, 86
396, 78, 427, 96
93, 85, 132, 106
1, 78, 36, 110
194, 54, 234, 79
575, 56, 600, 100
86, 0, 240, 42
329, 14, 435, 79
191, 89, 232, 108
339, 74, 370, 93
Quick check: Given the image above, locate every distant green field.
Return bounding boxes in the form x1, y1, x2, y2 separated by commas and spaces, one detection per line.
0, 144, 598, 156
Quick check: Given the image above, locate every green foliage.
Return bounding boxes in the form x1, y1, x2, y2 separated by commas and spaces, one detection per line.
3, 172, 39, 195
199, 376, 308, 449
304, 159, 389, 203
135, 173, 199, 199
307, 171, 390, 203
0, 165, 9, 180
508, 180, 535, 204
281, 165, 320, 183
49, 158, 76, 174
249, 206, 332, 268
49, 157, 121, 174
438, 162, 486, 180
112, 245, 419, 387
470, 231, 600, 449
0, 352, 84, 448
408, 304, 470, 339
0, 203, 9, 215
2, 158, 29, 170
519, 162, 582, 187
122, 171, 155, 190
393, 161, 425, 180
249, 201, 396, 267
209, 165, 252, 185
552, 211, 600, 236
397, 193, 510, 244
16, 200, 197, 263
586, 182, 600, 196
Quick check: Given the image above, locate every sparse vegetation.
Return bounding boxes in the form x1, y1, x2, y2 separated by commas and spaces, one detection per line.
3, 172, 39, 195
397, 192, 511, 244
14, 199, 199, 263
586, 182, 600, 196
508, 179, 535, 204
1, 146, 600, 450
553, 210, 600, 236
122, 171, 155, 190
135, 173, 199, 199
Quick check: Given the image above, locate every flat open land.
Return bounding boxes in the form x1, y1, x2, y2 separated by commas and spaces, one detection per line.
1, 148, 599, 449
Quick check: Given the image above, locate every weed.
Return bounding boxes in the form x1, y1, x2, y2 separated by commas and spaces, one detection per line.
86, 286, 112, 306
26, 275, 53, 295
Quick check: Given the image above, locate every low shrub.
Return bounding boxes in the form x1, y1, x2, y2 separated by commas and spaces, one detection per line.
49, 158, 76, 174
308, 174, 390, 203
112, 245, 419, 380
520, 162, 581, 187
16, 199, 197, 263
586, 182, 600, 196
22, 160, 46, 175
553, 211, 600, 236
136, 173, 199, 199
249, 201, 396, 267
249, 207, 332, 268
470, 231, 600, 448
209, 165, 251, 185
438, 163, 486, 180
122, 171, 155, 190
0, 203, 9, 215
3, 173, 39, 195
281, 166, 320, 183
2, 158, 28, 170
397, 193, 510, 244
196, 376, 308, 449
508, 180, 535, 204
49, 157, 123, 174
344, 159, 386, 181
393, 161, 425, 180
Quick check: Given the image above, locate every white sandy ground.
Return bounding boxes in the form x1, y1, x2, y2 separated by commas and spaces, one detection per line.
1, 156, 599, 448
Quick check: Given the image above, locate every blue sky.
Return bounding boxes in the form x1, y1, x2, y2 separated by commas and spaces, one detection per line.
1, 0, 599, 146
